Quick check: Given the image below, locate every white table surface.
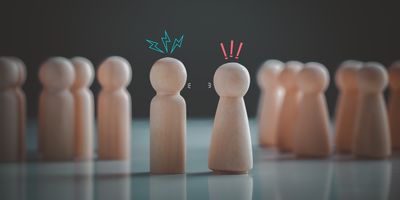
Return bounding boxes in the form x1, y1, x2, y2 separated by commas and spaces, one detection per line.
0, 119, 399, 200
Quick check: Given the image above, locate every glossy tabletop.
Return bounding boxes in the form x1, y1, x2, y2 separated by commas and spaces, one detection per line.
0, 119, 399, 200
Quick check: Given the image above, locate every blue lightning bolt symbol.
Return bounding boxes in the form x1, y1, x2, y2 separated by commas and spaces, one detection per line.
161, 30, 171, 53
170, 35, 184, 53
146, 39, 164, 54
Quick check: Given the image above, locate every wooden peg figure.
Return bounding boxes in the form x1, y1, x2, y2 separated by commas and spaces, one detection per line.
39, 57, 75, 161
97, 56, 132, 160
150, 57, 187, 174
257, 59, 284, 147
7, 57, 27, 161
334, 60, 363, 153
209, 62, 253, 174
0, 57, 22, 162
276, 61, 303, 152
71, 57, 94, 160
389, 61, 400, 150
353, 62, 391, 158
293, 62, 331, 157
12, 57, 27, 161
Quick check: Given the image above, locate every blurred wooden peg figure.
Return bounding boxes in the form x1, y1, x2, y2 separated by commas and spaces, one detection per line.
334, 60, 363, 153
39, 57, 75, 161
71, 57, 94, 160
11, 57, 27, 161
97, 56, 132, 160
276, 61, 303, 153
353, 62, 391, 158
389, 61, 400, 150
0, 57, 26, 162
257, 60, 284, 147
293, 62, 331, 158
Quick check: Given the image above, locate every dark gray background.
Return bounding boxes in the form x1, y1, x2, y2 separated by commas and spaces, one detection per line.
1, 0, 399, 118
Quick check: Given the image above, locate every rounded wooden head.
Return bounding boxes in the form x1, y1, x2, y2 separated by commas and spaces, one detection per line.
335, 60, 363, 91
150, 57, 187, 94
358, 62, 388, 93
39, 57, 75, 91
71, 57, 94, 89
214, 62, 250, 97
0, 57, 19, 89
257, 59, 284, 89
6, 57, 26, 86
298, 62, 330, 93
389, 61, 400, 90
279, 61, 303, 90
98, 56, 132, 90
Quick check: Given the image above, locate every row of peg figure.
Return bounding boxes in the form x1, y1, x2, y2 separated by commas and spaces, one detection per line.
257, 60, 400, 158
0, 56, 132, 163
1, 56, 399, 175
0, 56, 253, 174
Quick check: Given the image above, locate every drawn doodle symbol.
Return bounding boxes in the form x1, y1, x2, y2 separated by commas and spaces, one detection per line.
146, 39, 164, 54
171, 35, 184, 53
219, 40, 244, 60
146, 30, 184, 54
161, 30, 171, 53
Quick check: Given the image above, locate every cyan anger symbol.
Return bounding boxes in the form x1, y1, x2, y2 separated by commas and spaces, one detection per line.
146, 30, 184, 54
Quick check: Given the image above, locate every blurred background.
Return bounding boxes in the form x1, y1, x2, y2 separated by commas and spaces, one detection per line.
1, 0, 399, 118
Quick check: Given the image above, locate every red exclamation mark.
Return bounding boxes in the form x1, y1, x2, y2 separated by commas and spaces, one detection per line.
219, 42, 228, 60
230, 40, 234, 57
235, 42, 243, 59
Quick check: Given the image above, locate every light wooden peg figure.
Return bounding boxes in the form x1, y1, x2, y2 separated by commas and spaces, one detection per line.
12, 57, 27, 161
7, 57, 27, 161
97, 56, 132, 160
334, 60, 363, 153
293, 62, 331, 157
353, 62, 391, 158
209, 62, 253, 173
39, 57, 75, 161
257, 59, 284, 147
0, 57, 23, 162
71, 57, 94, 160
276, 61, 303, 152
389, 61, 400, 150
150, 57, 187, 174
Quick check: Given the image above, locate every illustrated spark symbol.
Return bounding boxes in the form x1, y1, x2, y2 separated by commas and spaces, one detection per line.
161, 30, 171, 53
220, 43, 228, 60
146, 31, 184, 54
235, 42, 243, 59
146, 39, 164, 54
171, 35, 184, 53
219, 40, 244, 60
